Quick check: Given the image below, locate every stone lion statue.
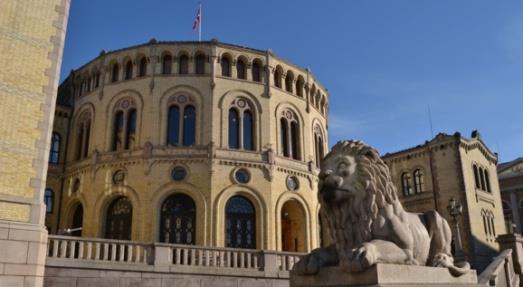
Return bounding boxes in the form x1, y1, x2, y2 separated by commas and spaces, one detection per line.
294, 140, 470, 276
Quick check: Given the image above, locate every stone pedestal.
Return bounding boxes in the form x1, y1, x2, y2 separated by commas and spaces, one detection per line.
290, 264, 479, 287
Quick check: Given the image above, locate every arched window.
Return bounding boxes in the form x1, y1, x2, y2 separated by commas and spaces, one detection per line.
179, 54, 189, 74
182, 105, 196, 146
309, 85, 316, 106
112, 111, 124, 151
413, 169, 424, 193
285, 72, 294, 93
401, 172, 413, 196
105, 197, 133, 240
111, 63, 119, 82
195, 53, 205, 74
138, 57, 147, 77
243, 110, 254, 151
167, 105, 180, 145
94, 72, 101, 88
237, 58, 246, 79
75, 111, 91, 160
228, 98, 255, 151
280, 110, 300, 160
281, 200, 307, 252
274, 66, 283, 88
71, 204, 83, 237
162, 54, 172, 74
49, 132, 60, 164
112, 98, 138, 151
484, 170, 491, 193
125, 109, 137, 150
228, 108, 240, 149
124, 60, 133, 80
221, 55, 231, 77
479, 167, 486, 191
315, 92, 321, 109
320, 97, 326, 115
252, 60, 261, 82
225, 196, 255, 249
314, 126, 324, 168
160, 194, 196, 244
296, 76, 304, 97
473, 164, 480, 189
44, 189, 54, 213
482, 210, 488, 236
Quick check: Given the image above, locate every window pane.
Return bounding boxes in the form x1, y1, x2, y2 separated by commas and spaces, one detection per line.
44, 189, 53, 213
182, 106, 196, 146
167, 106, 180, 145
179, 55, 189, 74
139, 58, 147, 77
225, 196, 255, 249
163, 55, 172, 74
195, 54, 205, 74
281, 118, 289, 157
49, 132, 60, 164
75, 125, 84, 160
243, 110, 253, 150
112, 64, 119, 82
221, 57, 230, 77
125, 109, 137, 149
228, 109, 239, 149
252, 62, 260, 82
160, 194, 196, 244
237, 60, 245, 79
83, 121, 90, 158
291, 121, 299, 160
105, 197, 133, 240
72, 205, 83, 237
112, 111, 124, 151
125, 61, 133, 80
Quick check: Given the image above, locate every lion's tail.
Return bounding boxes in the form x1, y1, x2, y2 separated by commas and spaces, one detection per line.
432, 252, 471, 277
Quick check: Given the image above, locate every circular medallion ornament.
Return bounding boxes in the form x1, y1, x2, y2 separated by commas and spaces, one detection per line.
285, 111, 293, 119
112, 170, 125, 185
178, 95, 187, 104
234, 169, 250, 184
237, 99, 246, 108
286, 176, 299, 191
121, 100, 130, 109
171, 166, 187, 181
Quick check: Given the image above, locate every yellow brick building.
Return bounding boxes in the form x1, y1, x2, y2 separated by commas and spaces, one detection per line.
44, 40, 329, 252
0, 0, 71, 286
382, 131, 506, 271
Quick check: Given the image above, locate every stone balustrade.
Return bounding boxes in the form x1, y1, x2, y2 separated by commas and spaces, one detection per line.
46, 235, 304, 280
478, 249, 519, 286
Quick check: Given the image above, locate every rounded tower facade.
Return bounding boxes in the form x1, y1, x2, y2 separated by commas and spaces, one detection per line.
46, 40, 329, 252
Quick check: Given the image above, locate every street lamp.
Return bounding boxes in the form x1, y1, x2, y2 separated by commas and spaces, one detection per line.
447, 197, 464, 260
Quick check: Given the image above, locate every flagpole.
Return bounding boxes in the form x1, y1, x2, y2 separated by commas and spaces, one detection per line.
199, 3, 202, 42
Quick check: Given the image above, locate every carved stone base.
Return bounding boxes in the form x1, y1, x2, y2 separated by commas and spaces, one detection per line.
290, 264, 479, 287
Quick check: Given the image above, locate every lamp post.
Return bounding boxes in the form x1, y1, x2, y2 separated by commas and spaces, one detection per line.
447, 197, 464, 260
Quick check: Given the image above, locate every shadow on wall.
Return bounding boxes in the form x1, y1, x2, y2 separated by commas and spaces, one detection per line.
471, 235, 500, 272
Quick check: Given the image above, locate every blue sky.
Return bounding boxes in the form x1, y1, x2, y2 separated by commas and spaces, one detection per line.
60, 0, 523, 163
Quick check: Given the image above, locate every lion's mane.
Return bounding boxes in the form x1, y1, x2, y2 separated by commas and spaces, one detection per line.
320, 140, 402, 253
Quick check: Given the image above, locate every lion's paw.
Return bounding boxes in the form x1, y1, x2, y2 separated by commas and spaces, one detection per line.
349, 243, 377, 273
294, 252, 322, 275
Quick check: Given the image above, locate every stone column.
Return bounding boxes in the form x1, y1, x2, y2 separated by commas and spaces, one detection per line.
0, 0, 71, 286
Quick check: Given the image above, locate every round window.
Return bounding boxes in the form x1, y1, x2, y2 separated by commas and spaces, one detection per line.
286, 176, 299, 191
112, 170, 125, 185
235, 169, 250, 184
171, 166, 187, 181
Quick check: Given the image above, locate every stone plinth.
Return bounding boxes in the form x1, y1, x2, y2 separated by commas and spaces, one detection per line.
290, 264, 479, 287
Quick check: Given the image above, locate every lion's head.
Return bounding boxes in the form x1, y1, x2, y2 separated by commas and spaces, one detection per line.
319, 140, 401, 252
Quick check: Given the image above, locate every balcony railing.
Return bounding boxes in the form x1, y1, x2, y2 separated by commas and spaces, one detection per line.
46, 235, 304, 278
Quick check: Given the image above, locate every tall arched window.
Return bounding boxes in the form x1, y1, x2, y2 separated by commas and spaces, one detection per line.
315, 92, 321, 109
124, 60, 133, 80
125, 109, 137, 149
138, 57, 147, 77
160, 194, 196, 244
237, 58, 246, 79
111, 63, 119, 82
195, 53, 205, 74
314, 126, 324, 168
228, 108, 240, 149
166, 95, 197, 146
162, 54, 172, 74
296, 76, 304, 97
75, 111, 91, 160
221, 55, 231, 77
49, 132, 61, 164
252, 60, 261, 82
167, 105, 180, 145
280, 110, 300, 160
320, 97, 326, 115
112, 98, 138, 151
473, 164, 480, 189
309, 85, 316, 106
225, 196, 256, 249
94, 71, 101, 88
71, 204, 83, 237
274, 66, 283, 88
228, 98, 255, 151
105, 197, 133, 240
401, 172, 413, 196
484, 170, 491, 193
182, 105, 196, 146
479, 167, 486, 191
44, 189, 54, 213
285, 71, 294, 93
179, 54, 189, 74
413, 169, 424, 193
